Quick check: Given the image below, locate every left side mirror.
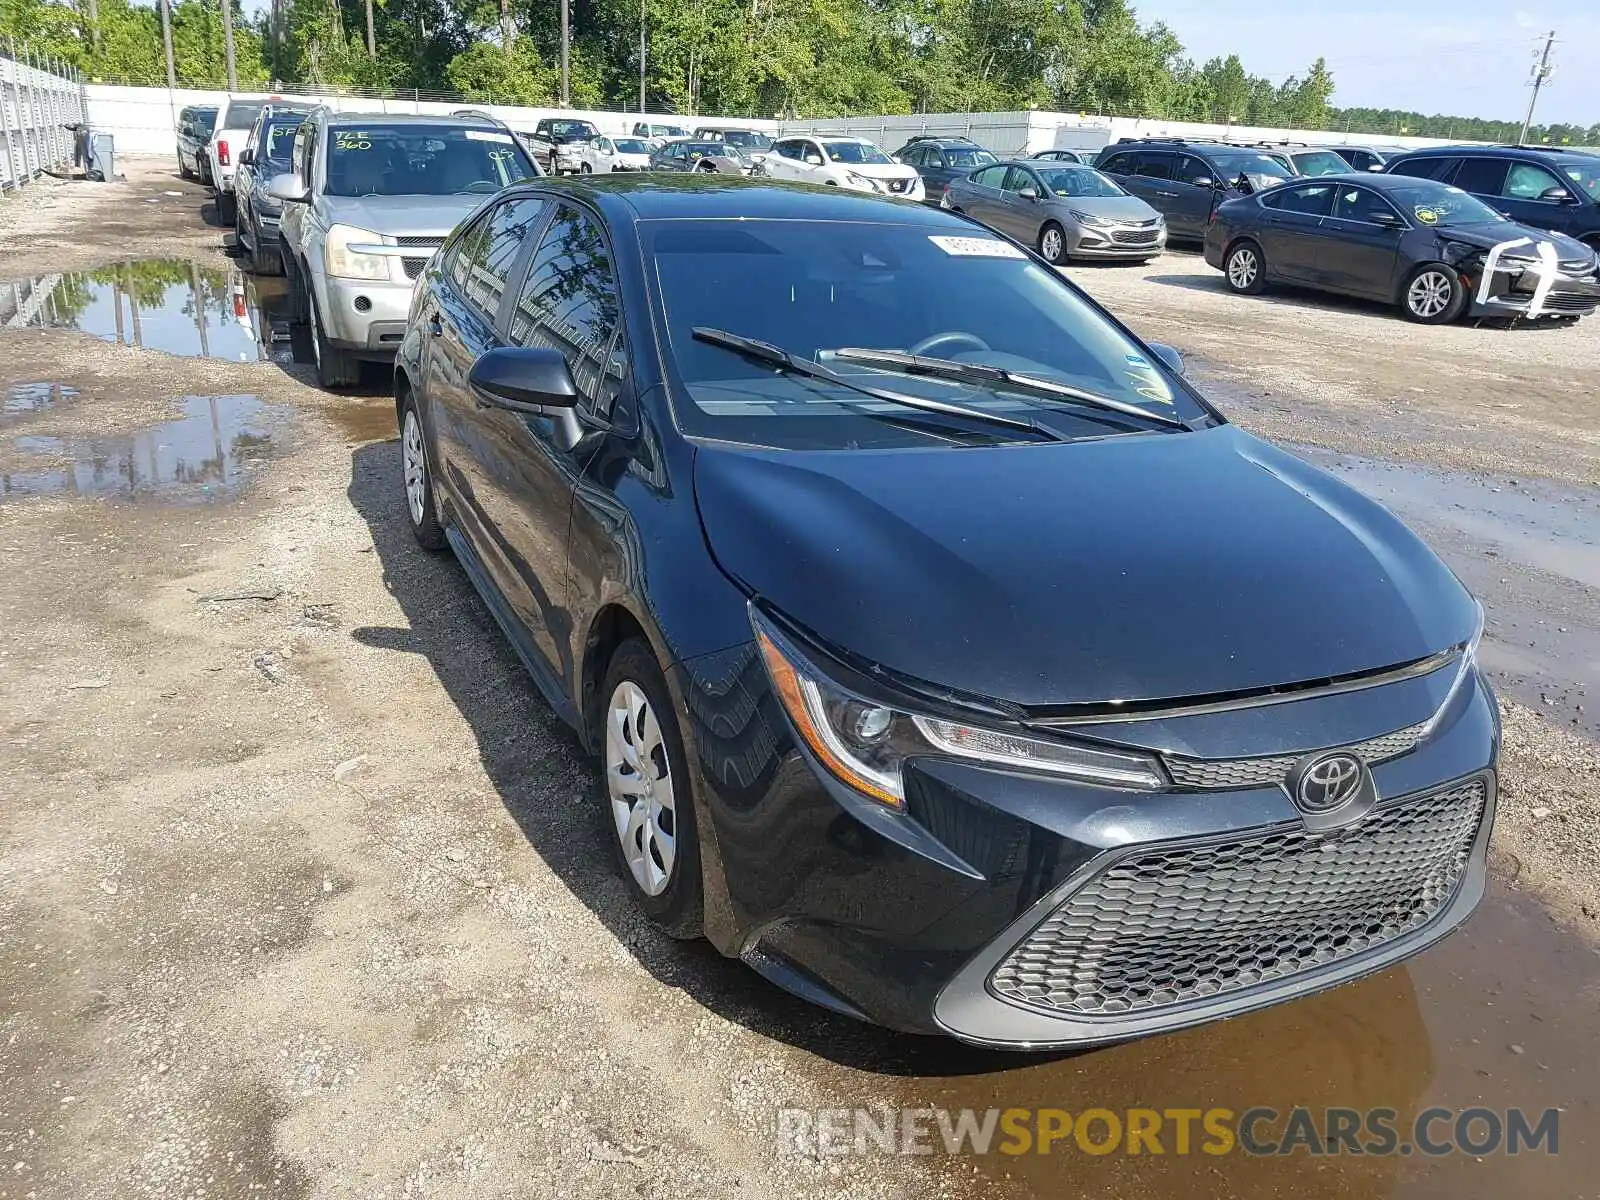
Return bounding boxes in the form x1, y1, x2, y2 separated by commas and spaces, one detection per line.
1017, 186, 1039, 201
1147, 343, 1184, 376
1540, 186, 1578, 205
239, 148, 254, 166
469, 347, 587, 451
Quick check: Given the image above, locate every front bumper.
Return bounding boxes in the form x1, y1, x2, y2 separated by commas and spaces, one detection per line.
678, 641, 1498, 1047
1071, 223, 1167, 259
317, 273, 413, 359
1467, 266, 1600, 319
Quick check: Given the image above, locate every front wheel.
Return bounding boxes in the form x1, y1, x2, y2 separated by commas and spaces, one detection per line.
580, 162, 593, 174
216, 189, 237, 226
250, 217, 283, 276
1223, 240, 1267, 295
1038, 221, 1068, 265
1401, 264, 1466, 325
308, 292, 361, 389
600, 640, 704, 938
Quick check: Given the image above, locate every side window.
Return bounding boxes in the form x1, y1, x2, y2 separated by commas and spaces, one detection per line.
300, 124, 319, 188
291, 127, 306, 177
1134, 152, 1175, 180
1176, 155, 1213, 185
972, 165, 1007, 187
508, 205, 624, 417
1505, 161, 1566, 201
1100, 153, 1134, 176
1451, 158, 1507, 195
452, 198, 545, 320
1000, 166, 1035, 192
1389, 156, 1458, 182
1262, 184, 1336, 216
900, 145, 925, 167
1334, 186, 1401, 223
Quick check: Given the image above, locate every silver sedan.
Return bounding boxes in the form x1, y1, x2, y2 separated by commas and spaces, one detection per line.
943, 161, 1166, 264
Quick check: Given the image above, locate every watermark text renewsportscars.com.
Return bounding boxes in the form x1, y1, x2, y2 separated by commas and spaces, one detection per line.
777, 1106, 1560, 1158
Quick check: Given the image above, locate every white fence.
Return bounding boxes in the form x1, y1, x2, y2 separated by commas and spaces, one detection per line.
2, 52, 87, 192
81, 82, 1479, 162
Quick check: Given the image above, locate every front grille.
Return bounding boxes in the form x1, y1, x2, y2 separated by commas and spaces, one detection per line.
396, 236, 444, 249
1163, 720, 1428, 790
989, 781, 1486, 1018
1111, 229, 1161, 244
887, 178, 911, 194
1541, 291, 1600, 313
401, 257, 428, 280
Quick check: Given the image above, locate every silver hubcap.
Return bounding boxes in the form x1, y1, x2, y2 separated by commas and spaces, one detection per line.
1042, 228, 1063, 261
605, 681, 677, 897
1408, 271, 1452, 317
402, 409, 426, 526
1228, 248, 1258, 289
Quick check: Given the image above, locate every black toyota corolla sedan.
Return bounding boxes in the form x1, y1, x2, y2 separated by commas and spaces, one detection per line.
394, 176, 1497, 1048
1205, 172, 1600, 323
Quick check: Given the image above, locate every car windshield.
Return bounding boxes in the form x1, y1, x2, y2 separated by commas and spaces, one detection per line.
614, 138, 650, 154
261, 118, 303, 166
324, 125, 535, 197
646, 219, 1207, 449
683, 142, 739, 159
1037, 166, 1124, 197
1207, 151, 1294, 180
546, 120, 597, 139
719, 130, 772, 150
822, 141, 892, 165
1291, 150, 1350, 176
944, 147, 995, 168
225, 103, 264, 131
1559, 160, 1600, 201
1384, 180, 1506, 226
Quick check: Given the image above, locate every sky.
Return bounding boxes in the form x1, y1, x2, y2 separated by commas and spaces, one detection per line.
1133, 0, 1599, 125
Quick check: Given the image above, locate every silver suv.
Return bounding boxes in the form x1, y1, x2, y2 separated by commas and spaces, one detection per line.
271, 109, 539, 387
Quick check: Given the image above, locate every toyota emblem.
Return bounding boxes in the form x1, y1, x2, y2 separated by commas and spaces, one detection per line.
1295, 753, 1364, 813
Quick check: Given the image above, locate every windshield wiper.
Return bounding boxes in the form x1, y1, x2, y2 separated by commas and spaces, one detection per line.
690, 327, 1066, 442
830, 348, 1191, 431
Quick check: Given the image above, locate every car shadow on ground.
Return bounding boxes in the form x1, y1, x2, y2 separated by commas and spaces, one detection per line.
344, 441, 1070, 1078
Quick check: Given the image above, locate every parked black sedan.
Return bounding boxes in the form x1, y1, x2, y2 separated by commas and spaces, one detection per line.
1205, 173, 1600, 323
395, 175, 1496, 1048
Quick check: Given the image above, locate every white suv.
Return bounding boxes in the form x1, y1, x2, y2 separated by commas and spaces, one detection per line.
206, 95, 271, 225
760, 135, 923, 201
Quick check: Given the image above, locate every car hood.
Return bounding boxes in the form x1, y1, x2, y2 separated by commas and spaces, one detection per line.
833, 161, 919, 181
1436, 220, 1594, 264
693, 425, 1478, 708
317, 194, 485, 238
1052, 195, 1158, 221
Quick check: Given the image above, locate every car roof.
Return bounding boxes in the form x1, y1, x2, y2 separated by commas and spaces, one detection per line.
509, 175, 974, 226
815, 135, 871, 143
1396, 143, 1589, 160
324, 112, 505, 130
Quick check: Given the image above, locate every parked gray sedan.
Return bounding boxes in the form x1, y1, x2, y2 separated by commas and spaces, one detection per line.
943, 161, 1166, 264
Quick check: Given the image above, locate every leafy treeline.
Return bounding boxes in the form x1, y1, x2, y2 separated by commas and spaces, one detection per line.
2, 0, 1595, 143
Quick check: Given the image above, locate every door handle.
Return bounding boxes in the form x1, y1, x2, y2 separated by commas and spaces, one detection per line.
1155, 190, 1178, 198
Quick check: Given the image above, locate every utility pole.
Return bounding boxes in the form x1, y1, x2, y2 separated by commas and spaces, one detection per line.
1518, 30, 1555, 145
220, 0, 238, 89
638, 0, 645, 113
560, 0, 570, 106
158, 0, 176, 88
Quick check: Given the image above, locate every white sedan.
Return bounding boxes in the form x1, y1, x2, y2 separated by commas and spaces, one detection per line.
577, 135, 653, 174
758, 135, 924, 201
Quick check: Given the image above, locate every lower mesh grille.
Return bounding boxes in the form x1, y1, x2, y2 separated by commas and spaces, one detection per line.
989, 781, 1486, 1018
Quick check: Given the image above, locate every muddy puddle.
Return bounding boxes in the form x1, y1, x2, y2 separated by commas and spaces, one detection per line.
3, 381, 81, 420
0, 260, 299, 364
0, 393, 283, 503
765, 879, 1599, 1199
326, 399, 399, 444
1297, 448, 1600, 739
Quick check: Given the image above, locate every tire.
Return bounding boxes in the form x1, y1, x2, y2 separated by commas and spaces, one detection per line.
177, 153, 190, 180
599, 639, 704, 939
307, 291, 362, 388
249, 212, 282, 276
580, 162, 593, 174
1223, 239, 1267, 295
217, 189, 237, 226
399, 394, 446, 551
1401, 264, 1466, 325
1038, 221, 1069, 265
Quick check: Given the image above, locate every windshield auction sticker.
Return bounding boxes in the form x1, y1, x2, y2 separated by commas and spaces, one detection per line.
465, 130, 515, 143
929, 235, 1026, 259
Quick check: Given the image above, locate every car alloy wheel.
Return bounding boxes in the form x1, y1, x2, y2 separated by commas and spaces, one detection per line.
1227, 246, 1259, 290
605, 680, 678, 897
403, 409, 427, 527
1040, 225, 1065, 264
1407, 269, 1453, 319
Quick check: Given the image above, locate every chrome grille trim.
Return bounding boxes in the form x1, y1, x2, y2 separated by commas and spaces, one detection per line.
1163, 719, 1429, 790
988, 780, 1486, 1020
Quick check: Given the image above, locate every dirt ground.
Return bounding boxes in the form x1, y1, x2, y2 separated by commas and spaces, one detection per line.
2, 159, 1599, 1200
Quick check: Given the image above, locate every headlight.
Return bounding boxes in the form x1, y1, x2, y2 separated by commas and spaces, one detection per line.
324, 223, 390, 281
753, 608, 1165, 809
1070, 209, 1113, 228
845, 171, 885, 193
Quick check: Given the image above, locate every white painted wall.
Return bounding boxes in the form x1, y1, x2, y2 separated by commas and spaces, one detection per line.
84, 83, 1480, 161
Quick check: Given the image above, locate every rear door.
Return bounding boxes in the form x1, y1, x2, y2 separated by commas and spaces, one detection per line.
959, 164, 1010, 225
1318, 183, 1408, 298
1255, 182, 1337, 282
425, 196, 553, 640
1450, 157, 1511, 217
1126, 152, 1180, 226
